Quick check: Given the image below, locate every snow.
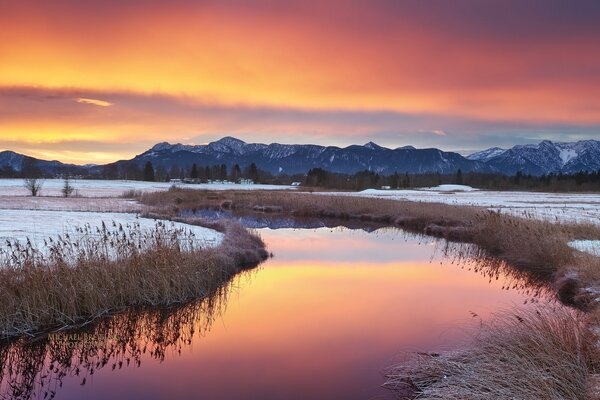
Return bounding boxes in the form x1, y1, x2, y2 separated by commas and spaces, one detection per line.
0, 210, 223, 251
0, 179, 295, 197
569, 240, 600, 257
559, 148, 578, 166
467, 147, 506, 161
326, 188, 600, 225
0, 197, 141, 212
423, 184, 478, 192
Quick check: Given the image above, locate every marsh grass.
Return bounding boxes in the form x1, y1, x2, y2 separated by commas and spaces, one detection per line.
0, 217, 267, 339
384, 306, 597, 400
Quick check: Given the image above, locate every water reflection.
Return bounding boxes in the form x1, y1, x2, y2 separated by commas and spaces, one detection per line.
183, 208, 388, 231
0, 286, 231, 400
0, 227, 550, 400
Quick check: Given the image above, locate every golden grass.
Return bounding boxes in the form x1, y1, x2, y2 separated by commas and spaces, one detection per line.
384, 306, 597, 400
0, 218, 267, 339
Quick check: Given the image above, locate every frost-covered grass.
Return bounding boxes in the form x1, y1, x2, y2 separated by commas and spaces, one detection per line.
328, 188, 600, 225
0, 178, 295, 198
384, 306, 595, 400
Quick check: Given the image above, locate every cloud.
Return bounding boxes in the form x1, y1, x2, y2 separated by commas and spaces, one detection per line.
0, 86, 599, 163
76, 97, 113, 107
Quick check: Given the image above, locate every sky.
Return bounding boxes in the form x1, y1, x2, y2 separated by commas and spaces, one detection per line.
1, 0, 599, 164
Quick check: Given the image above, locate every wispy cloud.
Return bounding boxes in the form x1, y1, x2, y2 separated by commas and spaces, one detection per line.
76, 97, 113, 107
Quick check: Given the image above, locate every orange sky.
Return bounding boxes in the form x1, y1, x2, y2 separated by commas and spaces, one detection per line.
1, 0, 599, 163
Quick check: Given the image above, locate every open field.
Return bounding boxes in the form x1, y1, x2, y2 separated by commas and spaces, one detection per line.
328, 186, 600, 225
0, 196, 141, 212
0, 178, 295, 197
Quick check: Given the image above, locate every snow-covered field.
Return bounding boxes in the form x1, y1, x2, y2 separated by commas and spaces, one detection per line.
0, 210, 223, 250
0, 197, 141, 212
569, 240, 600, 257
328, 186, 600, 226
0, 179, 294, 197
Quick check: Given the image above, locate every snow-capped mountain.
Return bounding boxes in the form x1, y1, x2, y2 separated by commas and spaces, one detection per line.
3, 137, 599, 178
469, 140, 600, 175
124, 136, 491, 175
466, 147, 506, 162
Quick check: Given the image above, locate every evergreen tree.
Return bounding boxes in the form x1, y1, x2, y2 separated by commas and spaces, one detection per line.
230, 164, 242, 183
247, 163, 259, 183
143, 161, 155, 182
456, 169, 463, 185
190, 163, 198, 179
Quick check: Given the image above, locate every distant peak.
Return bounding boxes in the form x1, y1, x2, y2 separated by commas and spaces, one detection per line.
150, 142, 174, 152
213, 136, 246, 145
364, 141, 383, 150
397, 145, 416, 150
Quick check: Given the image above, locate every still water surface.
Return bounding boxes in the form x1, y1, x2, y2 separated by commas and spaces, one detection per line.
0, 227, 543, 400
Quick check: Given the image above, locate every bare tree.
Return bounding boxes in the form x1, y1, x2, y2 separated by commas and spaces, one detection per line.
62, 176, 75, 198
23, 178, 43, 197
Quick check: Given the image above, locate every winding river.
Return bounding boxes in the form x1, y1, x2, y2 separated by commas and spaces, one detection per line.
0, 225, 549, 400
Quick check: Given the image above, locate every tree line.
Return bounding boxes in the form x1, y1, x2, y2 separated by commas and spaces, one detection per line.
302, 168, 600, 192
105, 162, 263, 183
3, 157, 600, 192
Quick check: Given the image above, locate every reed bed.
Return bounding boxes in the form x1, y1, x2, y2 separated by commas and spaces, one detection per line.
384, 306, 597, 400
0, 217, 267, 339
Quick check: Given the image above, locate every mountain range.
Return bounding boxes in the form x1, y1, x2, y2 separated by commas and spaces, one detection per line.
1, 137, 599, 178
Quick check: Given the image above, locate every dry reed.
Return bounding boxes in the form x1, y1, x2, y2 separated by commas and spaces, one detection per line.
384, 306, 597, 400
0, 217, 267, 339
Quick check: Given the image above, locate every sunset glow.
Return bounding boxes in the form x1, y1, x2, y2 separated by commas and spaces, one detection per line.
1, 0, 599, 163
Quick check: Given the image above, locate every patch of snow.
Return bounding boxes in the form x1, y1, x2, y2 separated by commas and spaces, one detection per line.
423, 184, 478, 192
0, 210, 223, 253
559, 148, 578, 166
467, 147, 506, 161
569, 240, 600, 257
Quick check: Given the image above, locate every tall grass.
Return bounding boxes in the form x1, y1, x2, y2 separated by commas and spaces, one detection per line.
0, 218, 267, 339
384, 306, 597, 400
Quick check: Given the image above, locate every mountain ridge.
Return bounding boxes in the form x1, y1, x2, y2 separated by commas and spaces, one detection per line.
1, 137, 599, 177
